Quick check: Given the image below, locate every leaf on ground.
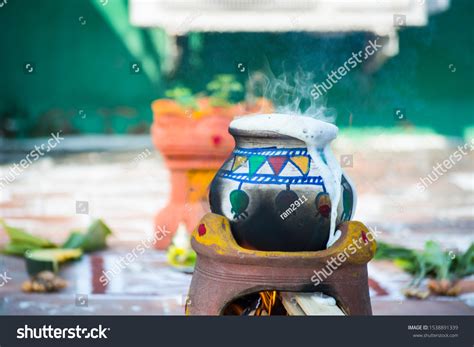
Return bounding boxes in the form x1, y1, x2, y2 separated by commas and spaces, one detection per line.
63, 219, 112, 252
452, 244, 474, 278
62, 231, 86, 250
1, 219, 56, 256
1, 219, 56, 248
374, 242, 416, 261
375, 240, 474, 286
1, 219, 112, 256
419, 241, 452, 280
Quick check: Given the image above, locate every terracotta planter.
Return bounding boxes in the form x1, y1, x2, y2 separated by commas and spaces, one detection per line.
150, 98, 273, 249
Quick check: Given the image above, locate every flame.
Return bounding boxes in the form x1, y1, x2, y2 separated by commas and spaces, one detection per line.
255, 291, 277, 316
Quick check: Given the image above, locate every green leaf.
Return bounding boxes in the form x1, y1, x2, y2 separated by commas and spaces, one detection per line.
374, 242, 416, 260
452, 243, 474, 277
375, 240, 474, 285
206, 81, 220, 91
2, 242, 41, 256
0, 219, 56, 248
62, 231, 86, 249
1, 219, 112, 259
229, 82, 243, 92
420, 241, 452, 280
63, 219, 112, 252
393, 258, 417, 274
206, 74, 243, 105
165, 87, 198, 108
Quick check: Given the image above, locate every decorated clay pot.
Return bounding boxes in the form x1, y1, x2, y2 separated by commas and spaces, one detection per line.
209, 113, 356, 252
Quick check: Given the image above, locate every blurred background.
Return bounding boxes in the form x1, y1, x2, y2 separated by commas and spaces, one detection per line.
0, 0, 472, 137
0, 0, 472, 315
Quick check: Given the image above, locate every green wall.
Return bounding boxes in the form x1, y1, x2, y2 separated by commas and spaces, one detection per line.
0, 0, 472, 138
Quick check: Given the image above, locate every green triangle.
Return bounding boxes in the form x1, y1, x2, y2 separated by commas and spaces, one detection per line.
248, 155, 267, 176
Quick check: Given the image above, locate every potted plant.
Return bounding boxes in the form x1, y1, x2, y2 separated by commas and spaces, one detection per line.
151, 75, 272, 249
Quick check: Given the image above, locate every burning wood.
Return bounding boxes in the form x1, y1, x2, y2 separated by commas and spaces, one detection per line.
225, 291, 345, 316
281, 292, 345, 316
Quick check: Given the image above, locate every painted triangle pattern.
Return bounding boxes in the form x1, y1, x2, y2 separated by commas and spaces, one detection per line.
219, 148, 324, 187
256, 161, 274, 175
228, 150, 311, 177
267, 156, 289, 175
231, 156, 248, 172
278, 161, 299, 177
290, 156, 310, 175
248, 155, 267, 176
221, 157, 233, 171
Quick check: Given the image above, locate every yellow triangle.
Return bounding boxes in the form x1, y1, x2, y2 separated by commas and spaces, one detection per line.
231, 156, 248, 171
290, 156, 310, 175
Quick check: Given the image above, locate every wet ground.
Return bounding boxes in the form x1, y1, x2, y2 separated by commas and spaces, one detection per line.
0, 134, 473, 315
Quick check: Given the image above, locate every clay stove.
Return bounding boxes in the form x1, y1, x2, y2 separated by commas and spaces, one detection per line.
186, 213, 376, 315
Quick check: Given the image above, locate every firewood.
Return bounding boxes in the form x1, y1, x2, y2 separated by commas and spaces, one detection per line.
281, 292, 344, 316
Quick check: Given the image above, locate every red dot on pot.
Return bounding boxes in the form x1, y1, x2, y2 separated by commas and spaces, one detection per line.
361, 230, 369, 244
212, 135, 222, 146
198, 224, 207, 236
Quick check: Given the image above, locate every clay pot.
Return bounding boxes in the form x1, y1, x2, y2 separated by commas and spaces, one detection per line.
209, 114, 356, 252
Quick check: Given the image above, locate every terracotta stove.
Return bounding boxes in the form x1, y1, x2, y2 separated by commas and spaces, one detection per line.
186, 213, 376, 315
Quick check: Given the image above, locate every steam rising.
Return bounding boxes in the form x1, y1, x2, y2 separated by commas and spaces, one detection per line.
248, 70, 336, 123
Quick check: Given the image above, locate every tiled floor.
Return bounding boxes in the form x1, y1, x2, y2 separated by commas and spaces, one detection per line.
0, 249, 191, 315
0, 134, 473, 315
1, 250, 473, 315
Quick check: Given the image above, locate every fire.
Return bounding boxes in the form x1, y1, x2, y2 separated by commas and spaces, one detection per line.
255, 291, 277, 316
223, 291, 280, 316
